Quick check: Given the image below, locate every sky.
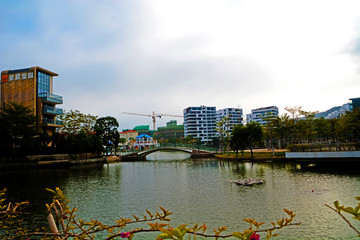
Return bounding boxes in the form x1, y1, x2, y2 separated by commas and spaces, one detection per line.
1, 0, 360, 130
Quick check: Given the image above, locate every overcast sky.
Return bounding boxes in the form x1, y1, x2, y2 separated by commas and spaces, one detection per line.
1, 0, 360, 130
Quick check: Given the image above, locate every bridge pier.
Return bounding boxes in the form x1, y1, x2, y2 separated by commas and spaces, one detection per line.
120, 153, 146, 161
190, 150, 215, 158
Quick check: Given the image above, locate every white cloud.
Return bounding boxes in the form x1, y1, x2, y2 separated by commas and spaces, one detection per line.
1, 0, 360, 129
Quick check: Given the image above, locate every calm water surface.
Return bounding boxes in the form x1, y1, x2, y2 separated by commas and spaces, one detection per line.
1, 152, 360, 239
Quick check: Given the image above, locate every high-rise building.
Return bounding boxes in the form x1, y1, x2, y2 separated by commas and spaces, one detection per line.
349, 97, 360, 110
246, 106, 279, 125
1, 66, 63, 135
156, 120, 184, 140
133, 125, 155, 137
216, 108, 243, 134
183, 106, 217, 144
316, 103, 351, 119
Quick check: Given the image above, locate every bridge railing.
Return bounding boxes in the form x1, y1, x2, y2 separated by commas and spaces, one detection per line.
116, 144, 218, 156
158, 143, 218, 153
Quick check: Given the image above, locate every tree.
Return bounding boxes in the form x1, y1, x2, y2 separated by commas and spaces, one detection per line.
231, 122, 263, 158
297, 110, 318, 143
112, 131, 120, 155
328, 118, 340, 143
313, 117, 331, 142
58, 110, 97, 134
271, 114, 293, 148
216, 116, 231, 153
231, 124, 247, 157
93, 116, 119, 155
245, 122, 264, 158
0, 103, 37, 158
55, 110, 102, 156
284, 106, 302, 119
183, 135, 194, 144
261, 113, 279, 155
337, 109, 360, 142
119, 138, 127, 146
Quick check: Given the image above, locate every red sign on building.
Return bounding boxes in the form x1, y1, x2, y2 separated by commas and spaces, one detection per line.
1, 75, 9, 83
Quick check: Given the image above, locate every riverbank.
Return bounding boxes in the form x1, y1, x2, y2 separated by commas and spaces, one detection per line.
0, 153, 108, 170
216, 149, 360, 166
215, 149, 287, 161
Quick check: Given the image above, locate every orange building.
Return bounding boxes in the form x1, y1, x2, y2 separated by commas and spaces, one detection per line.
119, 130, 138, 145
1, 66, 63, 135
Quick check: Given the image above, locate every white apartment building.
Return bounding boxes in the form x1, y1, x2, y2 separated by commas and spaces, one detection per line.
325, 103, 351, 119
216, 108, 243, 134
183, 106, 217, 144
246, 106, 279, 125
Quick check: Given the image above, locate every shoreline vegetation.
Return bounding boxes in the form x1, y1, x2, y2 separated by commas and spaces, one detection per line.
215, 149, 287, 161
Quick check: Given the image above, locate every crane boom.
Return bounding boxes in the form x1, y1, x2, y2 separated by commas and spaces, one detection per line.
122, 112, 152, 117
157, 113, 183, 118
122, 111, 183, 131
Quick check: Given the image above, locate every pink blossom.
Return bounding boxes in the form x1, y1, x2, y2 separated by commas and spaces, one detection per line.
120, 232, 130, 238
250, 232, 260, 240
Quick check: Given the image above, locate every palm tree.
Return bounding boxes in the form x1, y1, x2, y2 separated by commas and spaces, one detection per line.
0, 103, 37, 158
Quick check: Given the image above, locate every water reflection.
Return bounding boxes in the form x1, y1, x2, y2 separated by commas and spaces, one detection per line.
145, 151, 191, 161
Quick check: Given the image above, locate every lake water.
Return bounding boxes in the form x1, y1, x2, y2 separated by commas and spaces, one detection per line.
1, 151, 360, 239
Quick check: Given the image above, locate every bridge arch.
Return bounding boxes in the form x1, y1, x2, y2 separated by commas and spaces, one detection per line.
120, 147, 215, 161
138, 147, 192, 158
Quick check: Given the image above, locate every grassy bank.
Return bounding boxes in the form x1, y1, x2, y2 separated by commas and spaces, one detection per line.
216, 151, 286, 160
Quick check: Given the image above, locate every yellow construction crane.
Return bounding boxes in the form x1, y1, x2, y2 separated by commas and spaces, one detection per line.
122, 111, 183, 131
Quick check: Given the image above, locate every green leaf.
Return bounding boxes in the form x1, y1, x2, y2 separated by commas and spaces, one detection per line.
177, 225, 188, 235
172, 228, 183, 240
45, 188, 56, 194
343, 207, 355, 215
156, 233, 170, 239
355, 206, 360, 215
230, 232, 244, 238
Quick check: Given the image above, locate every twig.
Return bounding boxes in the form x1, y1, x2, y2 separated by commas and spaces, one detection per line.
105, 222, 301, 240
55, 200, 66, 232
104, 229, 156, 240
93, 216, 166, 233
12, 232, 78, 239
74, 220, 94, 239
325, 204, 360, 235
256, 222, 301, 233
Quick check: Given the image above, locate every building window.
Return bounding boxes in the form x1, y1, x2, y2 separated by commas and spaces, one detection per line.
37, 72, 50, 94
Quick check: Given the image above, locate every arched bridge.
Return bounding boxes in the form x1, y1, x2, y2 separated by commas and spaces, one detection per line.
121, 147, 214, 160
139, 147, 192, 157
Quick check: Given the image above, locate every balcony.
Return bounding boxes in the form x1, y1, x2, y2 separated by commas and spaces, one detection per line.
38, 93, 63, 104
42, 118, 63, 126
42, 105, 63, 115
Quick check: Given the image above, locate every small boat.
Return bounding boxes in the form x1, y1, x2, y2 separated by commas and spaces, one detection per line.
236, 179, 264, 186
